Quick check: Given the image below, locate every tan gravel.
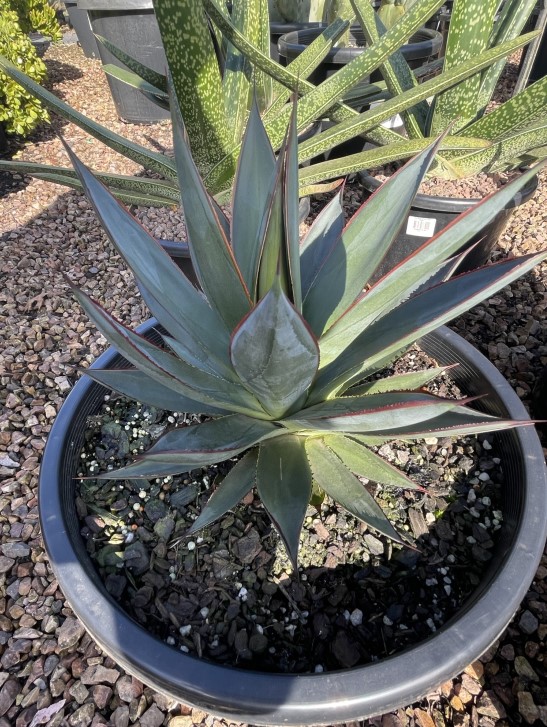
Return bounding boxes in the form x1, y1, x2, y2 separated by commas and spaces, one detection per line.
1, 36, 546, 727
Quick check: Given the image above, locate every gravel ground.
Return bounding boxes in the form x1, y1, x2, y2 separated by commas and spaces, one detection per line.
1, 36, 547, 727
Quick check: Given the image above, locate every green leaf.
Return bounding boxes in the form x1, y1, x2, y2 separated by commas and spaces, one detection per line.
154, 0, 230, 175
222, 0, 253, 147
85, 368, 230, 415
230, 282, 319, 419
101, 65, 168, 106
460, 76, 547, 142
475, 0, 537, 112
71, 285, 265, 417
305, 438, 405, 544
317, 163, 543, 371
187, 449, 258, 534
62, 142, 236, 378
99, 414, 280, 479
257, 435, 312, 569
313, 250, 547, 399
0, 56, 177, 180
231, 95, 276, 298
296, 32, 536, 164
171, 96, 252, 330
297, 134, 491, 187
429, 0, 499, 134
286, 392, 466, 432
284, 99, 303, 311
303, 135, 444, 335
94, 34, 168, 91
354, 0, 427, 139
300, 189, 344, 298
323, 434, 422, 490
347, 367, 449, 396
452, 118, 547, 178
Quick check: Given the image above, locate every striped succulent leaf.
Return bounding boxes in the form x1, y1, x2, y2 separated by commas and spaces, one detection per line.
68, 97, 544, 568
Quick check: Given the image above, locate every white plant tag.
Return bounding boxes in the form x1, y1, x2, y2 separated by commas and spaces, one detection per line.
406, 215, 436, 237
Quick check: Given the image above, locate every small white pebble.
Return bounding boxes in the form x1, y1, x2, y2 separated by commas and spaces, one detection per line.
169, 572, 176, 581
350, 609, 363, 626
425, 512, 436, 525
382, 615, 393, 626
139, 490, 146, 499
179, 625, 192, 636
180, 645, 189, 653
425, 578, 438, 586
256, 625, 264, 634
467, 489, 477, 503
166, 636, 175, 646
196, 536, 204, 544
481, 496, 491, 506
268, 647, 276, 654
426, 618, 436, 632
300, 574, 308, 582
478, 472, 490, 482
124, 533, 135, 544
343, 610, 351, 622
493, 510, 503, 520
493, 457, 501, 464
469, 507, 480, 518
132, 503, 141, 511
314, 665, 324, 673
482, 439, 492, 450
237, 587, 248, 601
447, 554, 456, 563
200, 607, 209, 619
187, 541, 196, 551
466, 536, 476, 544
444, 585, 452, 596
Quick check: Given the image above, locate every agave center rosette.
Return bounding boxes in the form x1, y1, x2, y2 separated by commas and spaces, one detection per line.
65, 94, 546, 568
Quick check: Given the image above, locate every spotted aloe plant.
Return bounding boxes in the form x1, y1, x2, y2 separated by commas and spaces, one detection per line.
63, 92, 545, 567
296, 0, 547, 182
0, 0, 538, 202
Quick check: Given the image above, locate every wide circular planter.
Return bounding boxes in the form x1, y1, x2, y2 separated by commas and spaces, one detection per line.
39, 321, 547, 725
79, 0, 169, 123
359, 171, 539, 283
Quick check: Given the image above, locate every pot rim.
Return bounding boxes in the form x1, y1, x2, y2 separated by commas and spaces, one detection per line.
38, 323, 547, 725
278, 24, 443, 64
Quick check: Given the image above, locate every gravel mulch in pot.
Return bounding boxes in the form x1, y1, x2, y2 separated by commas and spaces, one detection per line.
1, 34, 547, 727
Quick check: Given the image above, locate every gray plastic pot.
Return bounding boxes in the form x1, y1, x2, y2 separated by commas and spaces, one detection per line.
39, 320, 547, 725
79, 0, 169, 123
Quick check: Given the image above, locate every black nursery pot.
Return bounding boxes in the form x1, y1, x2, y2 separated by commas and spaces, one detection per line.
39, 320, 547, 726
277, 25, 443, 87
79, 0, 169, 123
359, 171, 538, 283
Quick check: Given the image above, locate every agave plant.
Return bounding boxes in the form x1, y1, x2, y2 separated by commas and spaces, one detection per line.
63, 91, 545, 568
0, 0, 539, 203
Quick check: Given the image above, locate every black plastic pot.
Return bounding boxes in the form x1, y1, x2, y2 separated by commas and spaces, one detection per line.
269, 21, 323, 63
64, 0, 100, 58
359, 171, 538, 283
39, 321, 547, 725
277, 25, 443, 87
79, 0, 169, 123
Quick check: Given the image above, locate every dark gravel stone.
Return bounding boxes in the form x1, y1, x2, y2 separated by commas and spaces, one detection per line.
519, 610, 539, 635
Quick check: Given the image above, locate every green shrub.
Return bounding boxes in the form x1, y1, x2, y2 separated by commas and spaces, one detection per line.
12, 0, 63, 42
0, 0, 53, 136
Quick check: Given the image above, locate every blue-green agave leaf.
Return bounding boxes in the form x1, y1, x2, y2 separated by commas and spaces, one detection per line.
171, 97, 253, 330
62, 142, 235, 376
323, 434, 423, 490
257, 435, 312, 569
347, 367, 450, 396
314, 251, 547, 399
187, 449, 258, 535
231, 96, 276, 297
85, 368, 230, 415
230, 281, 319, 419
300, 188, 344, 298
303, 134, 445, 335
287, 392, 468, 432
284, 98, 303, 312
305, 438, 406, 544
70, 285, 265, 417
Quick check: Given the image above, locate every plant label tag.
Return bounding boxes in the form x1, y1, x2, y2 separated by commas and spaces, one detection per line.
406, 216, 436, 237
